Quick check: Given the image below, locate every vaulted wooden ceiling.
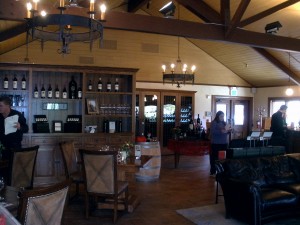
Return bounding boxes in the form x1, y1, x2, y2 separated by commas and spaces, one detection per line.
1, 0, 300, 87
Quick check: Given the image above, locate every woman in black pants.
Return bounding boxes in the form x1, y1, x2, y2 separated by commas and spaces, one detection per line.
209, 111, 231, 175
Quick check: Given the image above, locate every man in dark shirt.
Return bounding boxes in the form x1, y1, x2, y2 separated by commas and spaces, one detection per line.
0, 96, 28, 150
270, 105, 287, 138
0, 96, 29, 183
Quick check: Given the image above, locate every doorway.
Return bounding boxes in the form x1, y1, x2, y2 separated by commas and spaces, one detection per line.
212, 96, 253, 140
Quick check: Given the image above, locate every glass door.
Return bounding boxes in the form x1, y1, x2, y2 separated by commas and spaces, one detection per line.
135, 91, 160, 140
180, 95, 193, 133
162, 93, 177, 146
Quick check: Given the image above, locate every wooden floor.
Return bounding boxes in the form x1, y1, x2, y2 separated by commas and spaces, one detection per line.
62, 152, 220, 225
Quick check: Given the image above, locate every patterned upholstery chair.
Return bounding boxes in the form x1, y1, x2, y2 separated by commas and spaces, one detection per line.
59, 141, 84, 199
10, 145, 39, 189
79, 149, 129, 224
17, 179, 71, 225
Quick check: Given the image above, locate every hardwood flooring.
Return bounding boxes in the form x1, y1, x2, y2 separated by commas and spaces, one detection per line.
62, 151, 220, 225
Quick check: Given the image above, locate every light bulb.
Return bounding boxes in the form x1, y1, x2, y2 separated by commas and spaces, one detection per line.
100, 4, 107, 20
170, 63, 175, 72
191, 65, 196, 73
162, 65, 166, 73
41, 10, 47, 17
285, 87, 294, 96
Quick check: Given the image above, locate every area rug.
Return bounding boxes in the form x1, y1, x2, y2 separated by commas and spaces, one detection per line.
176, 203, 300, 225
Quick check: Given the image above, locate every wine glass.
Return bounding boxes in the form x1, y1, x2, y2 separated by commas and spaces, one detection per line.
0, 177, 5, 202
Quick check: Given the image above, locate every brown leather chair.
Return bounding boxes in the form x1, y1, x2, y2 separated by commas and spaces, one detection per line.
79, 149, 129, 224
17, 179, 71, 225
59, 141, 84, 199
9, 145, 39, 189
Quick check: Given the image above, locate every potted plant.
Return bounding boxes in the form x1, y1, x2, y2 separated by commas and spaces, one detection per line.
120, 141, 134, 161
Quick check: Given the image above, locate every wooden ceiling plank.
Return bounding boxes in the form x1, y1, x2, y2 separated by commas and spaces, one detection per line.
240, 0, 300, 27
225, 0, 251, 38
176, 0, 222, 23
127, 0, 148, 13
254, 47, 300, 85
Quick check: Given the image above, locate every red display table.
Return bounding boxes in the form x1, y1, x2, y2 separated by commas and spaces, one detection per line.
167, 139, 211, 168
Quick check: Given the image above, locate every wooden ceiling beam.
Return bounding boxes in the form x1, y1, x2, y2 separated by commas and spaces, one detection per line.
240, 0, 300, 27
225, 0, 250, 38
254, 47, 300, 85
105, 11, 300, 52
0, 23, 27, 42
3, 8, 300, 53
220, 0, 230, 27
176, 0, 222, 23
127, 0, 148, 13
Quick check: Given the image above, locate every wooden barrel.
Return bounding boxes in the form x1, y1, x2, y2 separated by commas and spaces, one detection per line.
135, 142, 161, 182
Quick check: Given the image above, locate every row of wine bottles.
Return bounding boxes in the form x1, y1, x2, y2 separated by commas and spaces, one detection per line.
33, 76, 82, 99
3, 75, 27, 90
88, 78, 120, 92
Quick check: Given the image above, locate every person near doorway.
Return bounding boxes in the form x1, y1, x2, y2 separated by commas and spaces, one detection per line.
270, 105, 287, 145
209, 111, 231, 175
270, 104, 287, 137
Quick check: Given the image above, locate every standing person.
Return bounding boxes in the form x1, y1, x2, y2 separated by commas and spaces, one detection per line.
0, 96, 28, 150
0, 96, 29, 183
270, 105, 287, 138
210, 111, 231, 175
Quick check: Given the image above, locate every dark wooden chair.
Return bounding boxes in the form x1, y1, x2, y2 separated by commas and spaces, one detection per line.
9, 145, 39, 189
79, 149, 129, 224
17, 179, 71, 225
59, 141, 84, 200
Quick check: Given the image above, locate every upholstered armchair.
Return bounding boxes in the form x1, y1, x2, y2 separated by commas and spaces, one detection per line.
17, 179, 71, 225
10, 145, 39, 189
79, 149, 129, 224
59, 141, 84, 199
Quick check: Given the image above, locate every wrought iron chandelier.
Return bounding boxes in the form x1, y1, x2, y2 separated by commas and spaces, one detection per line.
25, 0, 106, 55
162, 37, 196, 88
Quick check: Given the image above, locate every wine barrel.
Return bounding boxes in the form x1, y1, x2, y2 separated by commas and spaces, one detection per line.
135, 142, 161, 182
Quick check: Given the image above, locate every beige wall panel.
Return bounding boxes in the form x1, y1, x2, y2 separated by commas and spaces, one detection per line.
1, 29, 249, 87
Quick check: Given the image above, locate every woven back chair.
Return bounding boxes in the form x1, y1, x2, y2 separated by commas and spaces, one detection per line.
79, 149, 129, 224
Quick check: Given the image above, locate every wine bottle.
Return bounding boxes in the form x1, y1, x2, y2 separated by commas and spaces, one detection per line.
77, 86, 82, 99
107, 79, 111, 92
189, 116, 194, 132
21, 75, 26, 90
55, 85, 60, 99
69, 76, 77, 99
114, 78, 119, 92
13, 75, 18, 90
41, 84, 46, 98
47, 84, 53, 98
62, 86, 67, 99
197, 114, 200, 125
97, 77, 102, 92
3, 75, 8, 89
117, 118, 122, 132
34, 84, 39, 98
88, 80, 93, 91
103, 119, 109, 133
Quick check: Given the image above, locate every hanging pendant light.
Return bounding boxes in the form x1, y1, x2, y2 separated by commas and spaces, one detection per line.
285, 52, 294, 96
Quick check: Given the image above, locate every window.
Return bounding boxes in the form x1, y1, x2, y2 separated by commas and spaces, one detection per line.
270, 98, 300, 127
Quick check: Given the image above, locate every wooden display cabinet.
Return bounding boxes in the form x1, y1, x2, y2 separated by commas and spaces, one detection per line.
136, 89, 195, 147
0, 63, 137, 181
